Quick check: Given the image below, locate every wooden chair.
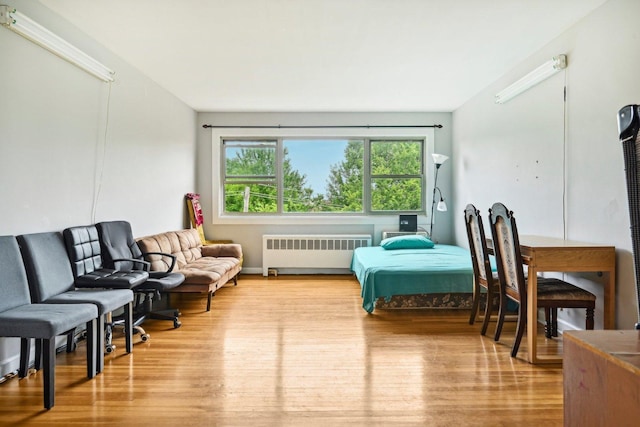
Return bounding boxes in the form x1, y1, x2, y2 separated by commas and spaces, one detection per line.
488, 202, 596, 358
464, 204, 500, 337
186, 193, 232, 245
186, 193, 243, 267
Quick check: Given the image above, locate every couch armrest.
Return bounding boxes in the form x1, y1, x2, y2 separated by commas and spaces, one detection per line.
201, 243, 243, 259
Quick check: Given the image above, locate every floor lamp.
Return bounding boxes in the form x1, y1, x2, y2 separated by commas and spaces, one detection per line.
429, 153, 448, 238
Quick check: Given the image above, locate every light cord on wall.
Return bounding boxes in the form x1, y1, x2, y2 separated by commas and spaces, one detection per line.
563, 71, 568, 241
91, 81, 113, 223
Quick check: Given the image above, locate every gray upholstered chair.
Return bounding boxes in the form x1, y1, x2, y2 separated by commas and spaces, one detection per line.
18, 231, 135, 374
464, 204, 500, 337
488, 202, 596, 358
97, 220, 185, 329
0, 235, 98, 410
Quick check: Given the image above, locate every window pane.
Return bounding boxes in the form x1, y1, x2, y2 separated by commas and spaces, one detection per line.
370, 178, 422, 211
225, 141, 276, 178
283, 139, 364, 213
371, 140, 422, 175
224, 183, 277, 213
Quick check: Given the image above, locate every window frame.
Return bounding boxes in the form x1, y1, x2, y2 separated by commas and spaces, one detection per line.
211, 127, 437, 226
221, 137, 425, 215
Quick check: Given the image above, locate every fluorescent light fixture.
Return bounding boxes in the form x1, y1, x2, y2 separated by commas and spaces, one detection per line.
495, 55, 566, 104
0, 5, 114, 82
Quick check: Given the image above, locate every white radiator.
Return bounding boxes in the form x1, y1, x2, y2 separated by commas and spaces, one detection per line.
262, 234, 372, 276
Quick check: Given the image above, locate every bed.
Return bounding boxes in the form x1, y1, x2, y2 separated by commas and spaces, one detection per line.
351, 243, 475, 313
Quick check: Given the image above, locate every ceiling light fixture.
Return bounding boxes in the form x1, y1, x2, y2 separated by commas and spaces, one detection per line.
0, 5, 114, 82
495, 55, 566, 104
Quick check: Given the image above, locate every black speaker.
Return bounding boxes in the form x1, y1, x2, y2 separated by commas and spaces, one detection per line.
399, 215, 417, 232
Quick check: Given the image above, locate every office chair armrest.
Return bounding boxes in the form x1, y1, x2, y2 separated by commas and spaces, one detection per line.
112, 257, 151, 271
142, 251, 177, 272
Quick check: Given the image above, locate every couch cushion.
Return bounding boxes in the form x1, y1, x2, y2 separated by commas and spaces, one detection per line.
175, 229, 203, 264
137, 229, 204, 270
179, 257, 241, 285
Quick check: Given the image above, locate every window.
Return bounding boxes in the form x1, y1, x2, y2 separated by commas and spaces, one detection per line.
222, 137, 425, 215
370, 139, 423, 212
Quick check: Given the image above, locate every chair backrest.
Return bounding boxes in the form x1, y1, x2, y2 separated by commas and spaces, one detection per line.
464, 204, 491, 283
63, 225, 104, 278
17, 232, 76, 302
0, 235, 33, 312
488, 202, 527, 304
96, 221, 143, 270
186, 193, 208, 245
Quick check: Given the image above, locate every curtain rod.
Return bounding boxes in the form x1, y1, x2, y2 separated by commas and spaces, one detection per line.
202, 124, 443, 129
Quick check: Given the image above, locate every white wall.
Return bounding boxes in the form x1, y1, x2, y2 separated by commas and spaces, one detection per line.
0, 0, 196, 375
196, 112, 453, 273
453, 0, 640, 329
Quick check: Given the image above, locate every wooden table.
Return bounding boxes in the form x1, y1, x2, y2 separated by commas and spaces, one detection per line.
563, 330, 640, 426
487, 235, 616, 364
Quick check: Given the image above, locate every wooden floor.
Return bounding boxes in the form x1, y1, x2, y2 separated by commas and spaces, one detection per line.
0, 275, 564, 426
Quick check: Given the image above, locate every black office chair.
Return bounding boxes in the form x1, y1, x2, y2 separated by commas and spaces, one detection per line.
63, 225, 151, 342
0, 235, 98, 410
18, 231, 134, 374
97, 221, 185, 329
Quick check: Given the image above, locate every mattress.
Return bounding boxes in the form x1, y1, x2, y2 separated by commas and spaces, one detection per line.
351, 244, 474, 313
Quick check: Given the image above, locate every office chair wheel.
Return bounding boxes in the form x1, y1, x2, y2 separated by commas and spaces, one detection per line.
173, 319, 182, 329
105, 344, 115, 354
140, 333, 150, 342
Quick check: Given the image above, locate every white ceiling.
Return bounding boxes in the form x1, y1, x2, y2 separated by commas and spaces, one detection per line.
39, 0, 607, 112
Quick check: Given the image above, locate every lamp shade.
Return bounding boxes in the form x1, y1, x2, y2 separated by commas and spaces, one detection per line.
432, 153, 449, 166
437, 199, 447, 212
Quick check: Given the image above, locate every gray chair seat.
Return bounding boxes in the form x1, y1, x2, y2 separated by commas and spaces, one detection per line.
42, 289, 133, 313
0, 303, 97, 338
73, 268, 149, 289
0, 235, 98, 410
138, 271, 186, 292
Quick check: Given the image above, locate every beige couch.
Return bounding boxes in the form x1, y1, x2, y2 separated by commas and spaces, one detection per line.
137, 228, 242, 311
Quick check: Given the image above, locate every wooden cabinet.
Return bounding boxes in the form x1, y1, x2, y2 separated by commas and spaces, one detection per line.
564, 330, 640, 427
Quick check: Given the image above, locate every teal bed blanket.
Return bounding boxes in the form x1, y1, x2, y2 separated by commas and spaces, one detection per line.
351, 244, 474, 313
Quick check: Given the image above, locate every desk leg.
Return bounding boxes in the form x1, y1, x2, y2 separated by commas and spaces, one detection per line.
527, 267, 538, 364
603, 270, 615, 329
